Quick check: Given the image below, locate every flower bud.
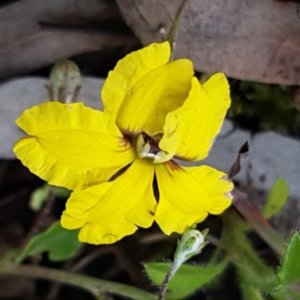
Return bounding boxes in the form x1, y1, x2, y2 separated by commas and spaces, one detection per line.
48, 60, 81, 103
174, 228, 209, 266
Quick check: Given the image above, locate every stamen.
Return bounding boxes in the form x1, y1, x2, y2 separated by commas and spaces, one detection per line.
136, 133, 174, 163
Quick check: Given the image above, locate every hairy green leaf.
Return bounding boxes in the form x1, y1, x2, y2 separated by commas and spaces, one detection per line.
278, 232, 300, 287
144, 261, 227, 299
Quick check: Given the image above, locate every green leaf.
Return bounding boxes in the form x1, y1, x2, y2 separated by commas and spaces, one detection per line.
144, 261, 227, 299
239, 284, 265, 300
29, 185, 70, 212
278, 232, 300, 286
262, 178, 289, 219
29, 184, 50, 212
54, 186, 70, 198
17, 221, 81, 263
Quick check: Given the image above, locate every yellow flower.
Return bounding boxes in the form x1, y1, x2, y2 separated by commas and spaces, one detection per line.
14, 42, 233, 244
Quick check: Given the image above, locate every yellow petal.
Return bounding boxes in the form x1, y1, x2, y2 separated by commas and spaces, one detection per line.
154, 161, 211, 235
187, 165, 233, 214
159, 73, 231, 161
116, 59, 193, 135
154, 162, 233, 235
102, 42, 171, 120
14, 102, 135, 190
61, 158, 156, 244
78, 221, 137, 244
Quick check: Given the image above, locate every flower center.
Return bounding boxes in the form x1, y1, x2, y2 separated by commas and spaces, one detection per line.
136, 133, 173, 163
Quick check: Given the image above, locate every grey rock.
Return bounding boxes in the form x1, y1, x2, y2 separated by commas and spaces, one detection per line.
204, 121, 300, 235
206, 122, 300, 200
249, 132, 300, 200
203, 120, 251, 176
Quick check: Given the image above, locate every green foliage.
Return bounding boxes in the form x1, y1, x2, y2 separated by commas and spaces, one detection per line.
54, 186, 70, 198
262, 178, 289, 219
29, 185, 70, 212
229, 81, 300, 136
17, 221, 81, 263
238, 284, 265, 300
278, 232, 300, 287
144, 261, 227, 299
29, 184, 50, 212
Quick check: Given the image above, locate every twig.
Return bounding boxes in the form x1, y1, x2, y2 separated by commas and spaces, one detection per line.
167, 0, 188, 58
0, 261, 156, 300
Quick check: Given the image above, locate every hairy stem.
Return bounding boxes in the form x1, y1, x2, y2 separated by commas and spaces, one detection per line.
157, 263, 178, 300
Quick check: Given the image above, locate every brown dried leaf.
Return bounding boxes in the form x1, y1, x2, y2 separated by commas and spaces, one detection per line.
0, 0, 137, 79
117, 0, 300, 85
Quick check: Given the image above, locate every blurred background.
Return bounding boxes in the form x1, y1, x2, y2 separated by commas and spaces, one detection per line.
0, 1, 300, 299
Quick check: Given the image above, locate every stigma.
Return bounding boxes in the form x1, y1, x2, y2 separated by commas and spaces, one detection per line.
136, 133, 173, 163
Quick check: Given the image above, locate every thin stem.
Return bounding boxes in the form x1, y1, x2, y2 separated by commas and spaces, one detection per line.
157, 263, 179, 300
157, 228, 207, 299
0, 261, 156, 300
167, 0, 188, 58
